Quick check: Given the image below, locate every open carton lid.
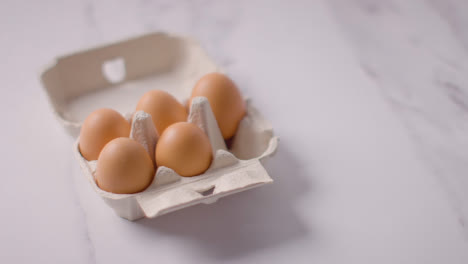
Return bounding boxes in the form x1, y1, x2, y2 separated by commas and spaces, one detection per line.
41, 32, 278, 221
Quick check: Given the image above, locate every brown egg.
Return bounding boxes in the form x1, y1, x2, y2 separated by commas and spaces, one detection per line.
190, 72, 246, 139
79, 108, 130, 161
136, 90, 188, 135
96, 138, 155, 194
156, 122, 212, 177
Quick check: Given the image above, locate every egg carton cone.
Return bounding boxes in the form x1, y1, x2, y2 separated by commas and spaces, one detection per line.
40, 32, 278, 221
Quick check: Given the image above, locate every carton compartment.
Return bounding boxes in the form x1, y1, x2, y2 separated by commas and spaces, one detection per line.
42, 32, 278, 221
42, 33, 218, 136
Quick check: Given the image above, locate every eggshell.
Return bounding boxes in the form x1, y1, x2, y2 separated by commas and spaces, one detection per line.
42, 33, 278, 221
96, 137, 155, 194
136, 90, 188, 135
79, 108, 130, 161
156, 122, 212, 177
190, 73, 246, 139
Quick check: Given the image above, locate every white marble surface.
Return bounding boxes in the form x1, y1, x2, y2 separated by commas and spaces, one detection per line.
1, 0, 467, 263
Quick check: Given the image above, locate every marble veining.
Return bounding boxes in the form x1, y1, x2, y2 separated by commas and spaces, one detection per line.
329, 0, 468, 236
69, 157, 97, 264
1, 0, 468, 263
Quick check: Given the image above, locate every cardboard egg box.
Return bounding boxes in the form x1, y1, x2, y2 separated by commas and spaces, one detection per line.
41, 32, 278, 221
